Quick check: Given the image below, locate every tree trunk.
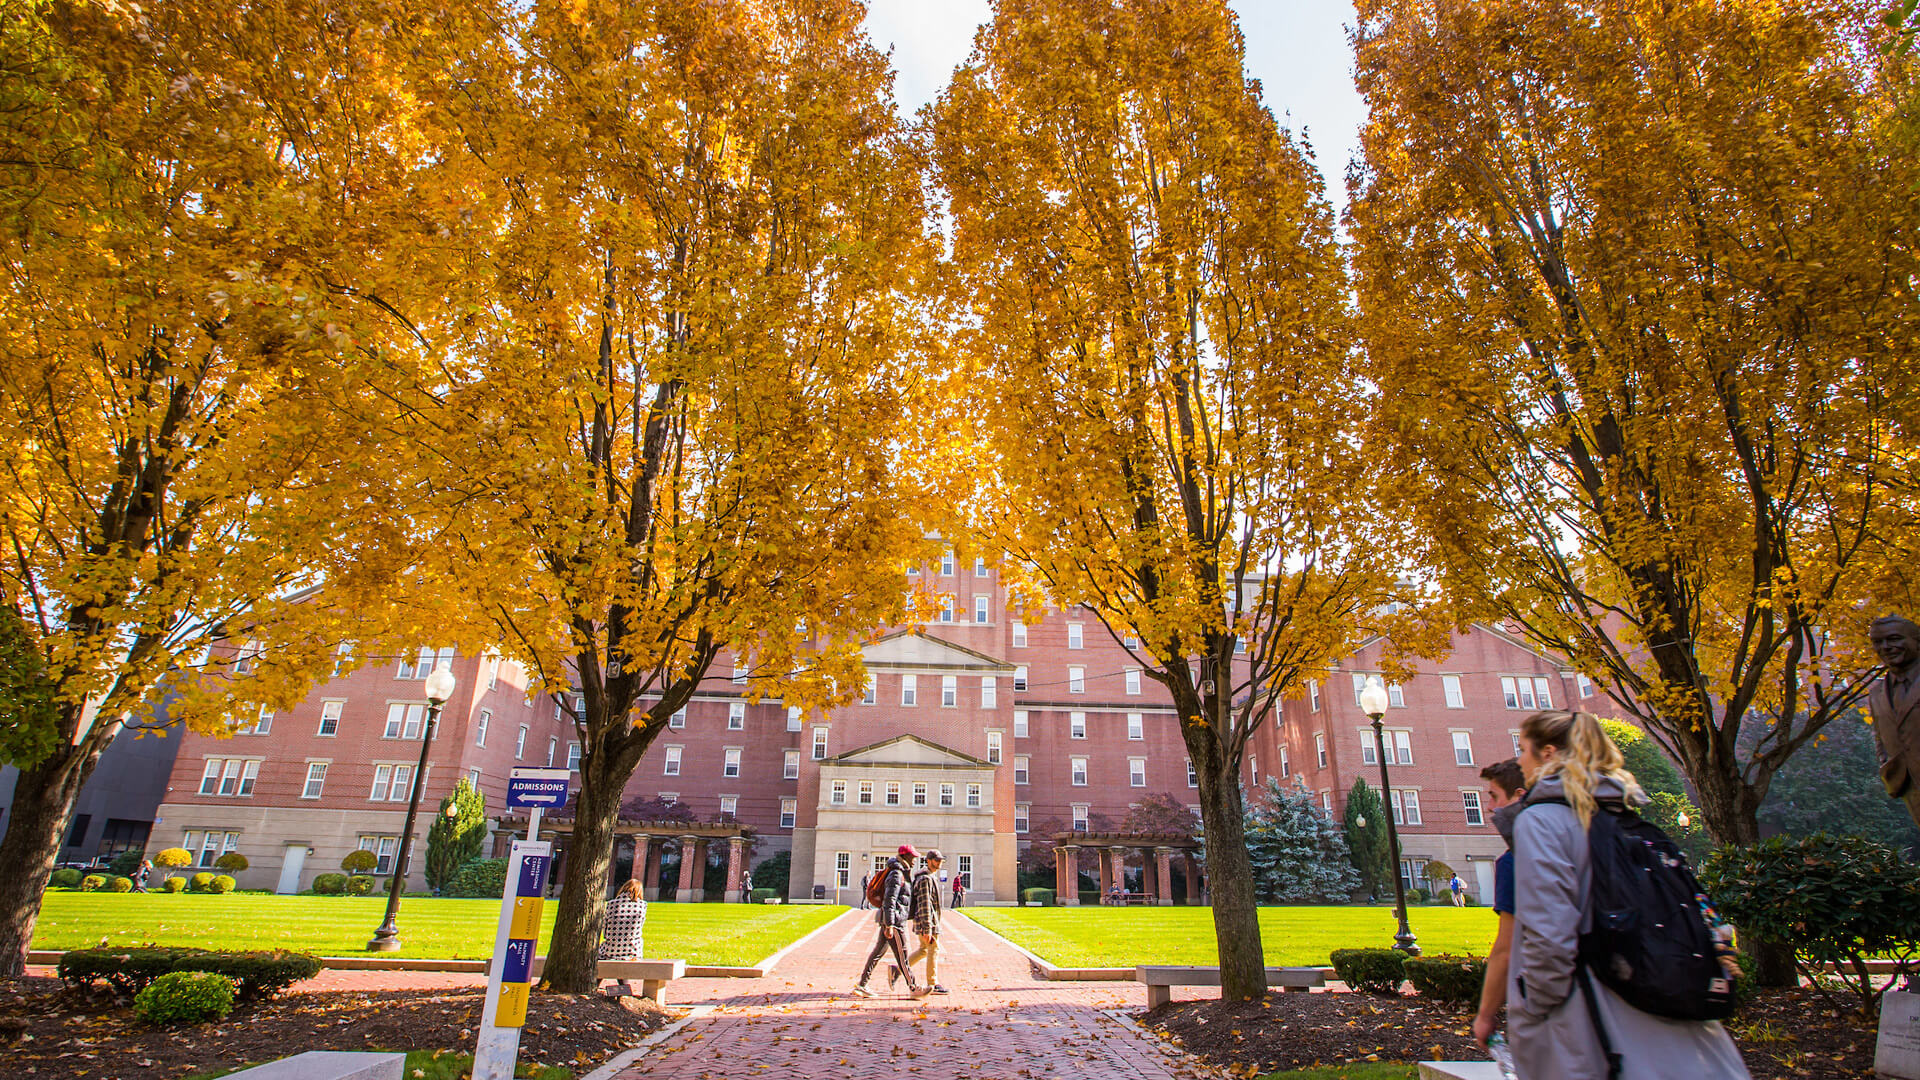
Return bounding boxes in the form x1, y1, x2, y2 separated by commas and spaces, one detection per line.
0, 746, 97, 976
539, 753, 621, 993
1688, 760, 1799, 986
1195, 758, 1265, 1000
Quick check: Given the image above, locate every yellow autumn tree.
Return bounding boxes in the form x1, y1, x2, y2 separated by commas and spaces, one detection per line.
411, 0, 933, 992
0, 0, 459, 973
932, 0, 1406, 1000
1349, 0, 1920, 978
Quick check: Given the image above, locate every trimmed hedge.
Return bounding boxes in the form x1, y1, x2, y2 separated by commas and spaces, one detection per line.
1022, 887, 1056, 906
134, 971, 235, 1026
82, 874, 107, 891
189, 872, 215, 892
214, 852, 250, 873
153, 847, 194, 869
312, 873, 347, 895
162, 876, 187, 893
49, 868, 82, 889
1330, 948, 1407, 995
1403, 954, 1487, 1003
446, 858, 510, 899
109, 876, 134, 893
209, 874, 236, 894
59, 946, 323, 1002
346, 874, 376, 896
750, 888, 778, 902
340, 849, 378, 874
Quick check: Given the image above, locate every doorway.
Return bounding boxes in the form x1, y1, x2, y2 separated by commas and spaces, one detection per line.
275, 844, 308, 894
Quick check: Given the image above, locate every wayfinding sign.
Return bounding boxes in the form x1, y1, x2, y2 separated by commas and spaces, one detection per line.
473, 838, 552, 1080
506, 767, 570, 809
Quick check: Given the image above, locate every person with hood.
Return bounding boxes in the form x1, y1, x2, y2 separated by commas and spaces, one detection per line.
1472, 758, 1528, 1050
1508, 710, 1749, 1080
852, 845, 926, 999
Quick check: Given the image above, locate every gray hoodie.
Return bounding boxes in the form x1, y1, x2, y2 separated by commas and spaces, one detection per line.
1508, 774, 1749, 1080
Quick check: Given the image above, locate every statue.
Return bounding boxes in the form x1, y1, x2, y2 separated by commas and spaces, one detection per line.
1868, 614, 1920, 832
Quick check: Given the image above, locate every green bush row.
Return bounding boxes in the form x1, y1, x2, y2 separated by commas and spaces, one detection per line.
1022, 887, 1055, 906
58, 946, 322, 1003
1330, 948, 1407, 995
1402, 955, 1487, 1003
750, 887, 778, 902
311, 873, 382, 895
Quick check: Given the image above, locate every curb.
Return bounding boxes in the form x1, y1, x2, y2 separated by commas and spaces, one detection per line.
1100, 1007, 1229, 1078
951, 913, 1133, 982
579, 1004, 714, 1080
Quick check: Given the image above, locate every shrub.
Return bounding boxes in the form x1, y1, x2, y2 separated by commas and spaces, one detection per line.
134, 971, 235, 1026
214, 852, 250, 873
312, 873, 347, 895
1700, 833, 1920, 1015
340, 849, 378, 874
750, 887, 777, 903
109, 876, 134, 893
1410, 887, 1430, 903
110, 850, 145, 878
346, 874, 376, 896
446, 858, 510, 899
1330, 948, 1407, 995
153, 847, 194, 869
49, 868, 82, 889
1403, 954, 1487, 1004
60, 946, 323, 1002
427, 778, 488, 893
210, 875, 236, 894
81, 874, 107, 891
750, 850, 792, 896
189, 872, 215, 892
162, 876, 187, 893
1022, 887, 1056, 906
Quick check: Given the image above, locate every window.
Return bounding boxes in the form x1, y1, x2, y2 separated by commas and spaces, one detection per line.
516, 725, 528, 760
1280, 746, 1290, 777
718, 795, 738, 818
912, 781, 929, 806
1014, 665, 1028, 691
1250, 754, 1259, 786
723, 748, 741, 778
1404, 789, 1422, 824
1463, 790, 1485, 826
658, 793, 678, 805
1389, 682, 1406, 708
1501, 675, 1535, 710
733, 660, 748, 685
1390, 788, 1403, 825
1577, 673, 1594, 698
725, 702, 744, 730
395, 649, 417, 679
901, 675, 918, 707
384, 702, 428, 739
1394, 730, 1413, 764
835, 852, 851, 888
980, 677, 997, 709
941, 675, 958, 707
1129, 758, 1146, 787
885, 781, 901, 806
1011, 622, 1027, 648
1533, 677, 1553, 709
198, 832, 222, 866
332, 642, 354, 678
546, 736, 557, 766
664, 746, 682, 775
469, 766, 482, 788
318, 700, 343, 736
781, 798, 797, 828
567, 742, 582, 771
939, 783, 955, 807
1068, 666, 1084, 693
858, 780, 874, 805
966, 783, 981, 807
940, 549, 955, 576
198, 759, 222, 795
1309, 680, 1320, 712
784, 750, 800, 779
475, 710, 490, 747
670, 706, 687, 729
1452, 731, 1474, 766
238, 760, 259, 796
1013, 755, 1029, 784
938, 594, 956, 623
975, 556, 989, 577
787, 706, 802, 732
1071, 757, 1089, 786
1316, 732, 1328, 769
371, 765, 393, 801
974, 595, 990, 623
830, 780, 847, 805
301, 762, 328, 799
1013, 710, 1029, 738
1070, 712, 1086, 739
242, 705, 273, 735
987, 731, 1003, 764
389, 765, 415, 803
1015, 803, 1029, 834
220, 760, 242, 795
1187, 758, 1198, 787
487, 654, 501, 690
1361, 731, 1378, 765
957, 854, 972, 885
862, 675, 877, 705
1123, 631, 1140, 649
1067, 623, 1083, 649
1127, 713, 1143, 740
1072, 804, 1090, 832
1512, 730, 1523, 756
812, 728, 829, 760
1443, 675, 1464, 709
1125, 669, 1141, 695
1352, 672, 1368, 705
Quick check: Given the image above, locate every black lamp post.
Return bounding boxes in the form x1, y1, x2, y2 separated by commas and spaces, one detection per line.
1360, 675, 1419, 955
368, 667, 457, 952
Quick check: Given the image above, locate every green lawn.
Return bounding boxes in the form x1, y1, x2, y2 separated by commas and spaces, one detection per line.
33, 892, 844, 967
965, 905, 1497, 968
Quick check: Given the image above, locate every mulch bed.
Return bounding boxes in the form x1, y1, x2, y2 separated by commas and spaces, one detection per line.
1145, 986, 1878, 1079
0, 976, 676, 1079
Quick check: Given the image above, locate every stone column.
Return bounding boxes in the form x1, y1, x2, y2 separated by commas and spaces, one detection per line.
642, 838, 662, 901
674, 835, 699, 903
1101, 849, 1117, 897
1154, 848, 1175, 906
1061, 845, 1081, 905
724, 836, 749, 903
1138, 847, 1156, 899
692, 839, 710, 902
1183, 851, 1203, 905
1052, 845, 1068, 898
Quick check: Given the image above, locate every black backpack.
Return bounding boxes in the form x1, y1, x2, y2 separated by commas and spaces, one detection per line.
1532, 797, 1737, 1024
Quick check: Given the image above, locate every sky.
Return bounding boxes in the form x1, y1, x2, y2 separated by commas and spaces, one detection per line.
860, 1, 1370, 206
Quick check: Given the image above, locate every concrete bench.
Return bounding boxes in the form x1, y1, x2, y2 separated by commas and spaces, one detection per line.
524, 957, 686, 1004
227, 1051, 404, 1080
1418, 1063, 1504, 1080
1135, 965, 1329, 1009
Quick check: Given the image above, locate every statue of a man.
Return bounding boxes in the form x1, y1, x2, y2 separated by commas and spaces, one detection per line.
1868, 614, 1920, 831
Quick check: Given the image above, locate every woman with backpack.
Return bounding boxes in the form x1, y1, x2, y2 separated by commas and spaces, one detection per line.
1510, 710, 1749, 1080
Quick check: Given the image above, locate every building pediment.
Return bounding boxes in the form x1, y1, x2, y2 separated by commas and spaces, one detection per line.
861, 630, 1014, 674
827, 733, 989, 768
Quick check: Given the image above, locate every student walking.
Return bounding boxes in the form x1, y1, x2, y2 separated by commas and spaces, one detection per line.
891, 849, 949, 994
852, 845, 925, 999
1472, 758, 1527, 1054
1508, 710, 1748, 1080
1449, 873, 1467, 907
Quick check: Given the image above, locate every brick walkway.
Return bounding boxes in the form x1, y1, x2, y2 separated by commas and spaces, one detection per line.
610, 910, 1215, 1080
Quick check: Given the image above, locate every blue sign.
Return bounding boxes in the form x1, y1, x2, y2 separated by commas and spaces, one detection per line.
516, 854, 550, 897
506, 768, 570, 809
499, 937, 534, 983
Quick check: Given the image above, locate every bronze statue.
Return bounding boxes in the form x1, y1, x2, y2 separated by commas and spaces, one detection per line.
1868, 614, 1920, 831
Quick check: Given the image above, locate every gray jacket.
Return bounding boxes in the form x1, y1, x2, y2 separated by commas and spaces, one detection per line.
1509, 775, 1749, 1080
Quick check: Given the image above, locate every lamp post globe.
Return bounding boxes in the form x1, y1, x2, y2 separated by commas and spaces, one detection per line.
1361, 675, 1419, 955
368, 668, 457, 951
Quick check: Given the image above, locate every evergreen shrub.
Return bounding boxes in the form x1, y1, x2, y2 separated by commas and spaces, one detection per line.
110, 876, 134, 892
59, 946, 320, 1002
81, 874, 107, 891
209, 874, 236, 893
1403, 954, 1487, 1003
189, 872, 215, 892
346, 874, 376, 896
1330, 947, 1406, 995
312, 873, 347, 895
214, 852, 250, 873
133, 971, 234, 1025
446, 858, 509, 899
49, 868, 82, 888
162, 876, 187, 893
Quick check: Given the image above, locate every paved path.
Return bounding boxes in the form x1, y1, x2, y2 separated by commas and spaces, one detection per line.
610, 909, 1215, 1080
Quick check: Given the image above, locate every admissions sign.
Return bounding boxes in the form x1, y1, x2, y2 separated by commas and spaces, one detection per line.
472, 839, 551, 1080
506, 767, 570, 809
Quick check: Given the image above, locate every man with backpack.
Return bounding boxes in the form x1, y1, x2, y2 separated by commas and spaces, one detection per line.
851, 845, 926, 999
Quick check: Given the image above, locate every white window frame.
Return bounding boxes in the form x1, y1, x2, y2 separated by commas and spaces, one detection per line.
318, 700, 344, 737
1443, 675, 1464, 709
1128, 757, 1146, 787
885, 781, 901, 806
980, 677, 997, 709
1126, 713, 1143, 740
1577, 673, 1594, 698
863, 675, 878, 705
475, 709, 490, 747
974, 594, 989, 623
671, 706, 688, 729
1394, 729, 1413, 765
787, 705, 803, 732
1070, 712, 1087, 739
858, 780, 874, 805
1072, 804, 1090, 832
1316, 732, 1328, 769
1013, 710, 1029, 738
722, 747, 741, 778
966, 783, 982, 808
567, 742, 582, 771
728, 702, 746, 730
1463, 789, 1485, 826
939, 594, 956, 623
975, 556, 989, 577
812, 727, 829, 760
370, 764, 393, 801
1015, 803, 1029, 834
830, 780, 847, 805
1452, 731, 1474, 766
301, 762, 328, 799
901, 674, 917, 707
1014, 665, 1028, 691
987, 730, 1003, 764
835, 852, 851, 888
939, 783, 955, 807
1533, 676, 1553, 709
1071, 757, 1089, 786
719, 795, 738, 818
941, 675, 958, 708
940, 549, 955, 576
1125, 668, 1141, 695
1309, 680, 1320, 712
1067, 666, 1085, 693
781, 798, 797, 828
1067, 623, 1084, 649
663, 745, 683, 776
1013, 755, 1029, 785
516, 724, 528, 760
912, 781, 929, 806
1011, 622, 1028, 648
784, 749, 800, 779
1187, 758, 1198, 787
1279, 746, 1290, 777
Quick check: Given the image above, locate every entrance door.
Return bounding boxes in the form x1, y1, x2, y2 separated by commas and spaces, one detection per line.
276, 844, 308, 894
1473, 859, 1496, 906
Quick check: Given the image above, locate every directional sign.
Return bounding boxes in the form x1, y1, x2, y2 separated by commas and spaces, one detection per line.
506, 767, 570, 809
473, 839, 551, 1080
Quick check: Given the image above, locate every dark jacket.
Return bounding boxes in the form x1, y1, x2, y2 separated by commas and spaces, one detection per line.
875, 858, 912, 928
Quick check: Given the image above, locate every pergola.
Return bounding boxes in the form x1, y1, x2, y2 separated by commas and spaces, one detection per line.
1050, 831, 1203, 906
494, 816, 756, 903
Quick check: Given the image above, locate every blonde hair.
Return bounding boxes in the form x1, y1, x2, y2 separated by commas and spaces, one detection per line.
616, 878, 643, 902
1520, 710, 1643, 828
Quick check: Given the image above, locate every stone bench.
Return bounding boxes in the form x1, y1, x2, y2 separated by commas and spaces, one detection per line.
524, 957, 686, 1004
1134, 965, 1329, 1009
1417, 1063, 1504, 1080
226, 1051, 404, 1080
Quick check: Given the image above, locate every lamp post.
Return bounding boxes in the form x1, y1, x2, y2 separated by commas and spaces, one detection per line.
368, 667, 457, 952
1360, 675, 1419, 955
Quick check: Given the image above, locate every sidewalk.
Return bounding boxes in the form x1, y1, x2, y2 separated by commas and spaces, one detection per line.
608, 909, 1215, 1080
